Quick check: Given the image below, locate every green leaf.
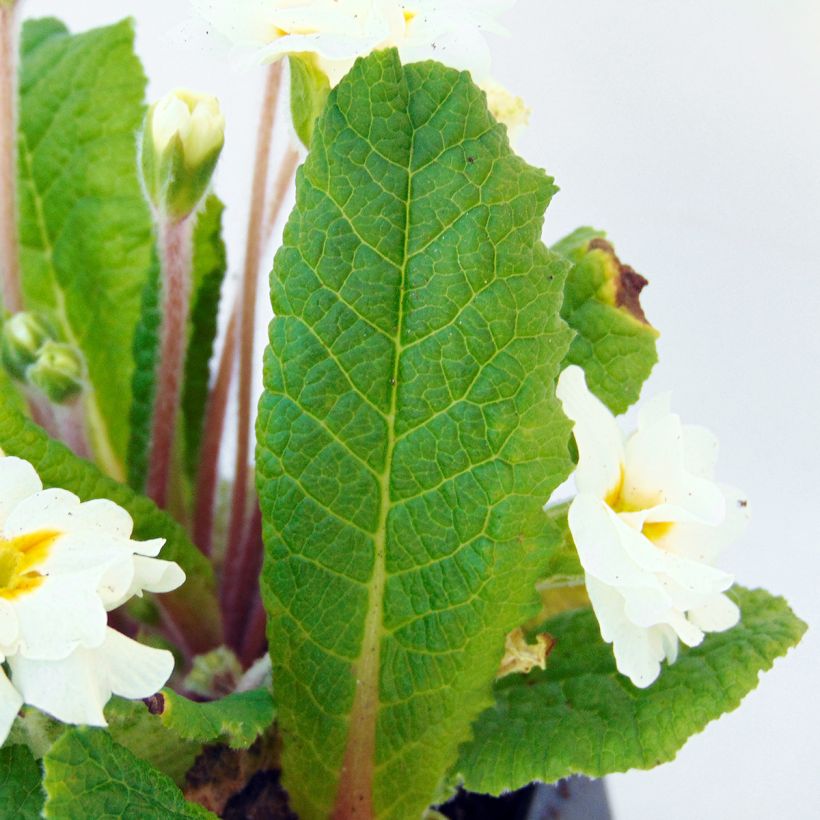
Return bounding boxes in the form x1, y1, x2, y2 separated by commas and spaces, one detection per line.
105, 699, 201, 787
256, 50, 574, 819
127, 249, 162, 491
145, 688, 275, 750
0, 745, 44, 819
17, 18, 154, 478
0, 393, 222, 653
182, 196, 227, 480
289, 54, 331, 148
127, 196, 226, 491
42, 729, 214, 818
455, 586, 807, 794
554, 227, 658, 414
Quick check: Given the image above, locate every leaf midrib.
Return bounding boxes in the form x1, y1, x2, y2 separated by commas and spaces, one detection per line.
332, 87, 417, 818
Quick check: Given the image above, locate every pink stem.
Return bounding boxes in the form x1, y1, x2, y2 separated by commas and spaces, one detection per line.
223, 502, 263, 652
0, 1, 22, 314
146, 216, 194, 508
192, 308, 237, 555
239, 592, 268, 669
224, 63, 283, 581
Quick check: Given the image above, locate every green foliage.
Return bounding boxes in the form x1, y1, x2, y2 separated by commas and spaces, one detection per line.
0, 393, 222, 653
289, 54, 331, 148
256, 49, 574, 819
17, 18, 154, 478
127, 196, 226, 490
455, 586, 807, 794
42, 729, 214, 818
148, 688, 275, 750
183, 196, 227, 480
555, 227, 658, 413
0, 745, 44, 819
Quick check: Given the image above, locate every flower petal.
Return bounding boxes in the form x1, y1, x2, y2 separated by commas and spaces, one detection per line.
0, 666, 23, 746
9, 628, 174, 727
104, 556, 186, 612
0, 457, 42, 530
688, 592, 741, 633
557, 366, 624, 500
0, 598, 18, 650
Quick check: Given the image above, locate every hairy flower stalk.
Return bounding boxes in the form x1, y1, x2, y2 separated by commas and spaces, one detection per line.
146, 216, 194, 508
0, 0, 21, 315
141, 89, 224, 508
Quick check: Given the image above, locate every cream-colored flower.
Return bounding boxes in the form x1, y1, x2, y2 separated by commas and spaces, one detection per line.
556, 366, 749, 688
190, 0, 513, 85
481, 80, 530, 137
0, 455, 185, 744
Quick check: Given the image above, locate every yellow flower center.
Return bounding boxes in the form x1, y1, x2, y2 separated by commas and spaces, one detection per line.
0, 531, 58, 600
605, 468, 675, 545
403, 9, 417, 24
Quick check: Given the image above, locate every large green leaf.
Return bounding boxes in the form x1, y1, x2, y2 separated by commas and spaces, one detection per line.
0, 745, 44, 819
42, 729, 214, 818
455, 586, 806, 794
555, 228, 658, 414
0, 394, 222, 653
17, 18, 153, 479
256, 50, 574, 819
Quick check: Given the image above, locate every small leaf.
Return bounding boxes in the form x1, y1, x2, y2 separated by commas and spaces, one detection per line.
145, 688, 275, 750
257, 49, 574, 819
455, 586, 806, 794
42, 728, 214, 818
555, 228, 658, 413
0, 394, 222, 653
0, 745, 44, 819
18, 18, 155, 477
289, 54, 330, 148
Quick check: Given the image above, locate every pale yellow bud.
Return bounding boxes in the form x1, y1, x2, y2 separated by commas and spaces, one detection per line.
482, 81, 531, 138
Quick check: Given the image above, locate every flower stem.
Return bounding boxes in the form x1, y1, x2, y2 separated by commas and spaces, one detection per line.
263, 145, 300, 245
223, 503, 263, 652
222, 62, 282, 596
192, 308, 236, 554
0, 0, 22, 314
147, 216, 194, 508
239, 596, 268, 669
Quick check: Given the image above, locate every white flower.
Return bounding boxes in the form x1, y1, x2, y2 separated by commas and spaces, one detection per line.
190, 0, 513, 85
556, 366, 749, 688
0, 455, 185, 744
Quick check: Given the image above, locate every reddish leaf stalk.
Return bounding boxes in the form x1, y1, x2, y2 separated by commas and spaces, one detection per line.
223, 503, 264, 652
239, 593, 268, 669
221, 63, 282, 616
192, 308, 237, 554
0, 1, 21, 315
147, 215, 194, 508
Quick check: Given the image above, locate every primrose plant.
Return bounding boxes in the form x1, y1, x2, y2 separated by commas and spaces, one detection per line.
0, 1, 805, 818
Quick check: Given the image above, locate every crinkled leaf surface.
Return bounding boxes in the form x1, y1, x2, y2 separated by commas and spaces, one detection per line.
42, 729, 214, 818
0, 745, 43, 819
148, 688, 275, 750
256, 49, 574, 819
455, 586, 806, 794
555, 228, 658, 414
0, 394, 222, 653
127, 196, 227, 490
18, 18, 154, 478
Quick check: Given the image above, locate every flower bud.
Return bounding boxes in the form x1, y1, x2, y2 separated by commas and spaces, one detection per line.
141, 89, 225, 220
26, 341, 85, 404
0, 311, 57, 381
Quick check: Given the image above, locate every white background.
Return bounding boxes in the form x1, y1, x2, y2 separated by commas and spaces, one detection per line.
22, 1, 820, 818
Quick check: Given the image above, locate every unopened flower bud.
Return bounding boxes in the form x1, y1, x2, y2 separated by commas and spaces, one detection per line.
1, 311, 57, 381
27, 341, 85, 404
141, 89, 225, 220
